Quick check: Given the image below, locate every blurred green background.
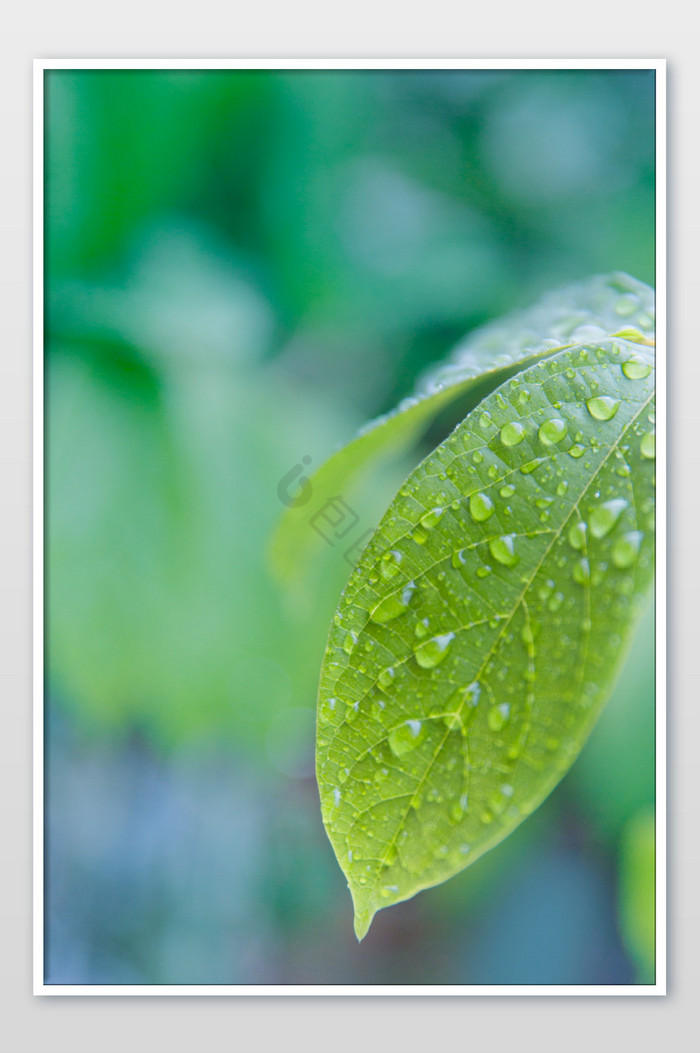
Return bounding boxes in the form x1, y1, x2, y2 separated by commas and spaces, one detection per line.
45, 67, 656, 985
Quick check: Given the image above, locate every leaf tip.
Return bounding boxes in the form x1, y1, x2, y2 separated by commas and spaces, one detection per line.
353, 907, 374, 942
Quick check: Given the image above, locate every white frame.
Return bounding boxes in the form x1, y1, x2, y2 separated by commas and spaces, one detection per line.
33, 57, 666, 996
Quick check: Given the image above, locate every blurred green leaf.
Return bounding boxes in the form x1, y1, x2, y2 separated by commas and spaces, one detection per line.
316, 319, 654, 939
618, 807, 655, 983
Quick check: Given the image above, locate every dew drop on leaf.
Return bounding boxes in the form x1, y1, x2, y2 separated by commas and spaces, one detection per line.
488, 534, 519, 567
500, 421, 526, 446
369, 582, 416, 624
388, 719, 427, 757
414, 632, 455, 669
469, 492, 494, 522
586, 395, 620, 421
538, 417, 567, 445
488, 703, 511, 731
640, 431, 656, 459
380, 549, 403, 580
589, 498, 628, 539
573, 557, 591, 585
622, 358, 652, 380
612, 531, 643, 569
568, 521, 587, 550
378, 667, 396, 690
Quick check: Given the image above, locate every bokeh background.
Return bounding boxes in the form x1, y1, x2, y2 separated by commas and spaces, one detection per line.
44, 67, 656, 985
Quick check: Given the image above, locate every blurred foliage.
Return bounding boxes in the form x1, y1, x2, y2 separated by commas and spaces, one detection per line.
45, 67, 656, 985
618, 806, 656, 983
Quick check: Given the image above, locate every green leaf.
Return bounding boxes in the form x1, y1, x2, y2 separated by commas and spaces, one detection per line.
270, 272, 654, 584
317, 336, 655, 939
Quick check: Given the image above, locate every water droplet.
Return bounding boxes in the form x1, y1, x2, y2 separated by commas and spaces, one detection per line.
612, 531, 643, 569
568, 444, 585, 458
640, 431, 656, 459
332, 787, 341, 806
411, 526, 428, 544
380, 549, 403, 580
476, 565, 492, 578
378, 667, 396, 690
622, 358, 652, 380
547, 591, 564, 612
346, 701, 359, 723
538, 417, 567, 445
520, 460, 539, 474
488, 534, 519, 567
479, 412, 493, 430
500, 484, 516, 498
568, 521, 587, 550
370, 581, 416, 624
342, 631, 357, 655
501, 421, 526, 447
451, 548, 467, 569
469, 491, 494, 522
586, 396, 620, 421
421, 506, 445, 529
488, 704, 510, 731
414, 632, 455, 669
573, 557, 591, 585
388, 719, 426, 757
557, 480, 569, 496
589, 498, 628, 539
472, 450, 484, 464
414, 617, 430, 639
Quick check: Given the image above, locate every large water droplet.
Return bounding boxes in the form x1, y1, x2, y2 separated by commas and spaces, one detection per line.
414, 617, 430, 639
568, 521, 587, 550
421, 506, 445, 529
586, 396, 620, 421
640, 431, 655, 459
451, 548, 467, 569
469, 492, 494, 522
380, 549, 403, 580
342, 631, 357, 654
589, 498, 628, 539
573, 557, 590, 585
370, 582, 416, 624
488, 534, 519, 567
612, 531, 643, 569
500, 484, 516, 498
414, 632, 455, 669
547, 591, 564, 612
378, 667, 396, 690
622, 358, 652, 380
538, 417, 567, 445
388, 719, 426, 757
488, 703, 510, 732
501, 421, 526, 447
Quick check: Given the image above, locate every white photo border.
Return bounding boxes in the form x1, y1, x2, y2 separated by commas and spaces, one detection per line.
33, 56, 666, 997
